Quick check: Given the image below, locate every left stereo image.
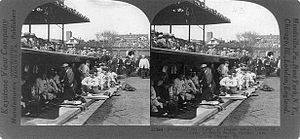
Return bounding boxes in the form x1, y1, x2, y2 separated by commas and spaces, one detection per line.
20, 0, 150, 126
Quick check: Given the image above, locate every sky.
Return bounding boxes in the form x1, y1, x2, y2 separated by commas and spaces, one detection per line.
21, 0, 279, 41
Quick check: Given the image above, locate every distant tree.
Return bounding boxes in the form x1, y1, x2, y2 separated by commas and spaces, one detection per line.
95, 30, 118, 50
75, 39, 103, 50
236, 31, 259, 44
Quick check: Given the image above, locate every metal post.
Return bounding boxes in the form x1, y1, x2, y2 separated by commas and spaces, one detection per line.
29, 24, 31, 33
188, 25, 191, 42
62, 24, 64, 48
203, 25, 205, 46
203, 0, 206, 46
150, 24, 152, 48
169, 24, 172, 34
48, 24, 50, 42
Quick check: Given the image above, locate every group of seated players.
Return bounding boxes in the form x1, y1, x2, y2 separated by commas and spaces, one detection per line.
151, 61, 259, 118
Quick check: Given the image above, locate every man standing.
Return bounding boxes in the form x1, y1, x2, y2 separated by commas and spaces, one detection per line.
264, 51, 274, 77
61, 63, 75, 100
125, 54, 135, 76
199, 64, 214, 101
138, 55, 150, 79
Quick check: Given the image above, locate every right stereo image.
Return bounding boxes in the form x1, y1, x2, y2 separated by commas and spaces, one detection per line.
150, 0, 280, 126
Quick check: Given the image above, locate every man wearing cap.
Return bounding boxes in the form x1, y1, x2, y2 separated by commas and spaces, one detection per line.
156, 33, 171, 48
61, 63, 75, 100
199, 64, 214, 101
220, 48, 227, 56
206, 46, 214, 55
21, 32, 33, 48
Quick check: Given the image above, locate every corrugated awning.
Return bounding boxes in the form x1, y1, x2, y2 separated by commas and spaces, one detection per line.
152, 0, 230, 25
23, 2, 90, 25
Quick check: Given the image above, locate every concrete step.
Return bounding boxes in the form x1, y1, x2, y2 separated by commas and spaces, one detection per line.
199, 100, 244, 126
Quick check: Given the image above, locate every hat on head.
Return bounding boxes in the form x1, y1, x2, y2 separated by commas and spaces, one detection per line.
200, 64, 207, 68
228, 70, 236, 75
30, 33, 36, 37
61, 63, 69, 68
22, 32, 31, 37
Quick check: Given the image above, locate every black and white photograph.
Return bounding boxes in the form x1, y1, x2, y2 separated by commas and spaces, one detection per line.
150, 0, 280, 126
1, 0, 300, 138
20, 0, 150, 126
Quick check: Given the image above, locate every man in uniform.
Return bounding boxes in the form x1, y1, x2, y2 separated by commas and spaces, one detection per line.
219, 70, 238, 94
138, 55, 150, 79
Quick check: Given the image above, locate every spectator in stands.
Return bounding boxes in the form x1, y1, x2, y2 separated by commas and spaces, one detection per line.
21, 33, 33, 48
220, 48, 227, 56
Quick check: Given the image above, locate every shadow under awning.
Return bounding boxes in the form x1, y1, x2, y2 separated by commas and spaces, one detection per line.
152, 0, 230, 25
23, 2, 90, 25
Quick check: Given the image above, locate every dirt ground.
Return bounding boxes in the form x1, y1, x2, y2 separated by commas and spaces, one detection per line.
221, 77, 280, 126
85, 77, 150, 125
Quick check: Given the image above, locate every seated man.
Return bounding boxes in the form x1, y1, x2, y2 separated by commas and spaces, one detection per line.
106, 70, 118, 87
174, 74, 188, 109
184, 74, 199, 101
150, 81, 167, 116
81, 70, 100, 94
244, 71, 257, 87
235, 71, 246, 90
219, 71, 238, 95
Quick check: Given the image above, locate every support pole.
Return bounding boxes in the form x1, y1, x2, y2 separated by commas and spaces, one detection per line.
48, 24, 50, 42
203, 0, 206, 46
188, 25, 191, 42
150, 24, 152, 48
169, 24, 172, 34
62, 24, 64, 48
203, 25, 205, 46
29, 24, 31, 33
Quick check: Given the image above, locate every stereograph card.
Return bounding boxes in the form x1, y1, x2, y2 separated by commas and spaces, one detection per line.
0, 0, 299, 138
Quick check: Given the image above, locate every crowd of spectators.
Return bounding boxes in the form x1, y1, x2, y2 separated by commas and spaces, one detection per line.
151, 31, 252, 58
21, 32, 113, 57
